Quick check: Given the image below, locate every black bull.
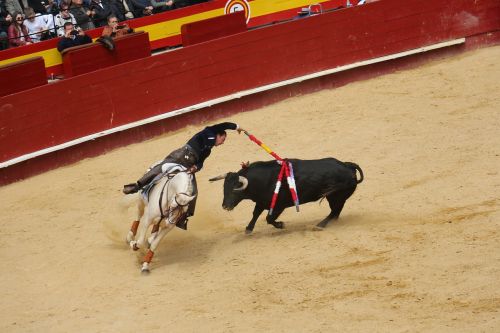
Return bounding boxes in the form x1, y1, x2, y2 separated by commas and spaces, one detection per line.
209, 158, 363, 233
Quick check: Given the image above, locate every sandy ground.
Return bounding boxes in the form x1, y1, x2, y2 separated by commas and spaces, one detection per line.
1, 46, 499, 332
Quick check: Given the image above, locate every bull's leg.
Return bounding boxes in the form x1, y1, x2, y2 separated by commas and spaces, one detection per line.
266, 207, 285, 230
245, 205, 265, 234
141, 222, 175, 274
315, 190, 353, 229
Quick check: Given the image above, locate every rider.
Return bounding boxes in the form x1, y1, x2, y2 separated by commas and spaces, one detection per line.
122, 122, 246, 225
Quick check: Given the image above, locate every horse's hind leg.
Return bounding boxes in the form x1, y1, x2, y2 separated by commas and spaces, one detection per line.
141, 222, 175, 273
126, 200, 145, 243
130, 213, 151, 251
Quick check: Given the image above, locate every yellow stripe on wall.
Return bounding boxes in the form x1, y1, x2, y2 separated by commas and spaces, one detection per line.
0, 48, 62, 69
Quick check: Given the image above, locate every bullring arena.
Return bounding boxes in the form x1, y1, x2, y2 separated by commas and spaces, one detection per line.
0, 44, 498, 331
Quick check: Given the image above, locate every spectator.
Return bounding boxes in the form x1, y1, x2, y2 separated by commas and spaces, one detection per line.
130, 0, 151, 17
6, 0, 30, 15
0, 12, 12, 49
112, 0, 134, 21
23, 7, 52, 41
150, 0, 172, 14
56, 20, 90, 51
8, 10, 32, 46
53, 3, 75, 36
30, 0, 59, 14
28, 0, 49, 13
89, 0, 111, 27
101, 14, 132, 37
69, 0, 94, 31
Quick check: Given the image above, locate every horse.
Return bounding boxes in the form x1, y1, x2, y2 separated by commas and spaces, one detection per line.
126, 164, 196, 273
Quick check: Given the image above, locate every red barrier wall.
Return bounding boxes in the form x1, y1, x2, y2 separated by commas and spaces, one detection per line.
0, 57, 47, 97
1, 0, 499, 184
62, 32, 151, 78
181, 11, 247, 46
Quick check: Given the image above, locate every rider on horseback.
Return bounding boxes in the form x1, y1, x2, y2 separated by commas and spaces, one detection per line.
122, 122, 246, 225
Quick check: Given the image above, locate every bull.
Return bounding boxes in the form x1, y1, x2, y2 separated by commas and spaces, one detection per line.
209, 158, 363, 233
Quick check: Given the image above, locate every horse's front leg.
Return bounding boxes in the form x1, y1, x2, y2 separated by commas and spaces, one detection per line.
141, 221, 175, 273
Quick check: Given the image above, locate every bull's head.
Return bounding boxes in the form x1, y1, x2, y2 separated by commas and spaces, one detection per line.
209, 172, 248, 211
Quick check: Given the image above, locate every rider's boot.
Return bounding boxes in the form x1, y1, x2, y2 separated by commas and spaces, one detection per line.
122, 165, 162, 195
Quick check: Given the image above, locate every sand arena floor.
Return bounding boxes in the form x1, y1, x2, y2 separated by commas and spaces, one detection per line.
1, 46, 499, 332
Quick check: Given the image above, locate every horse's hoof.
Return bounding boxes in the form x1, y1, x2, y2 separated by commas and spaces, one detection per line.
245, 228, 253, 235
313, 225, 324, 231
130, 241, 139, 251
141, 263, 150, 274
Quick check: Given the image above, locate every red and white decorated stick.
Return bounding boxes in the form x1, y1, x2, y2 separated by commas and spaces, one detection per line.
243, 131, 300, 213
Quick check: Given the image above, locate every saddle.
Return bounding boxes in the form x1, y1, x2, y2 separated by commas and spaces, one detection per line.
141, 163, 187, 200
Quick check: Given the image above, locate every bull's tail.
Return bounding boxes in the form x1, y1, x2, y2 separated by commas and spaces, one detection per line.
344, 162, 364, 184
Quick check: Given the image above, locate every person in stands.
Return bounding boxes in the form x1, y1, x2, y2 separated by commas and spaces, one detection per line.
89, 0, 112, 27
8, 11, 32, 46
54, 3, 76, 36
100, 14, 132, 37
23, 7, 52, 42
150, 0, 172, 14
112, 0, 135, 21
130, 0, 152, 17
56, 20, 91, 52
0, 12, 12, 50
122, 122, 246, 228
69, 0, 95, 31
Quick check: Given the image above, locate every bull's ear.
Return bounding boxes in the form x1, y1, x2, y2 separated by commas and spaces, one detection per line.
209, 173, 228, 182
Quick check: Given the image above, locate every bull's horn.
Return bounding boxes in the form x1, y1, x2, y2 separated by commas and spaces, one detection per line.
209, 173, 228, 182
234, 176, 248, 191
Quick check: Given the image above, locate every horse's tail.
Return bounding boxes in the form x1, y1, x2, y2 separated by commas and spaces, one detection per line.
119, 192, 140, 212
344, 162, 364, 184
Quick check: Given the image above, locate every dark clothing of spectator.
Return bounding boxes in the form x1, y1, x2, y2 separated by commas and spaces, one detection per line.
0, 12, 11, 49
150, 0, 172, 14
28, 0, 48, 14
130, 0, 151, 17
57, 31, 90, 51
89, 0, 111, 27
5, 0, 26, 15
69, 3, 94, 30
112, 0, 134, 21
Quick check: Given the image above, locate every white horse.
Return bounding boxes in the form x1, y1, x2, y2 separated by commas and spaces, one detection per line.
126, 164, 196, 273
